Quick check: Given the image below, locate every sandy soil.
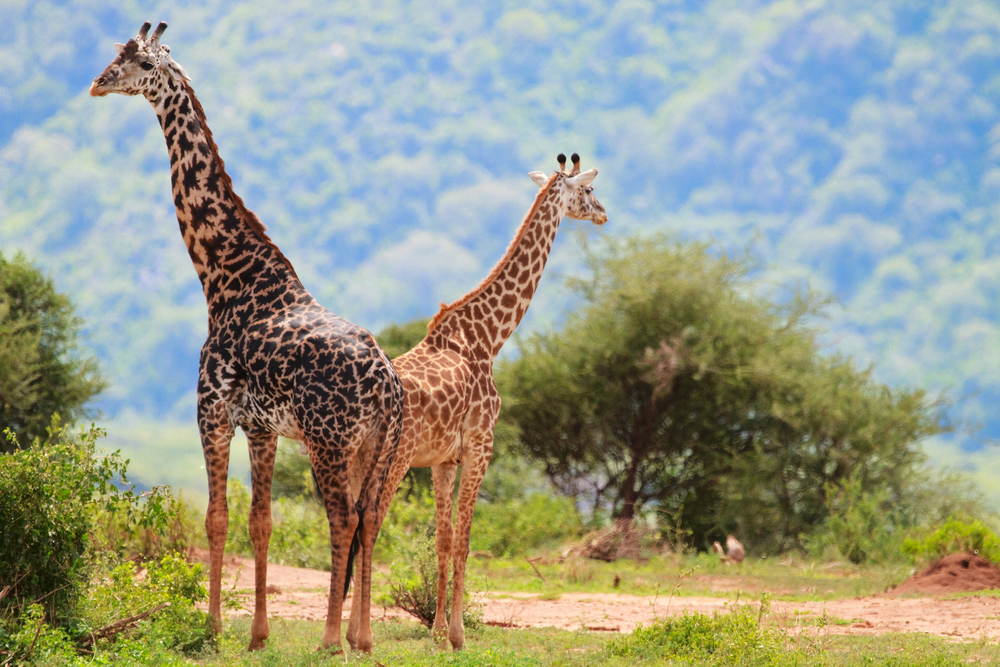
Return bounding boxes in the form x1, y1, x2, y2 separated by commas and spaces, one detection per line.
191, 550, 1000, 640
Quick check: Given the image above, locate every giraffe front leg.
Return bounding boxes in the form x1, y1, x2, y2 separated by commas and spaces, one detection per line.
448, 435, 493, 651
431, 463, 458, 643
199, 400, 234, 636
246, 430, 278, 651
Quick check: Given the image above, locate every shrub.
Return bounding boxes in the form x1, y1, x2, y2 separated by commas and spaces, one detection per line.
471, 493, 583, 557
605, 595, 782, 664
225, 476, 332, 570
804, 474, 905, 564
0, 422, 173, 627
374, 486, 437, 563
902, 516, 1000, 565
381, 532, 483, 631
81, 554, 213, 654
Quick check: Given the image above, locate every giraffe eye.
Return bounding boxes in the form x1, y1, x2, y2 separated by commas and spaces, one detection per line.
585, 187, 594, 194
141, 61, 155, 71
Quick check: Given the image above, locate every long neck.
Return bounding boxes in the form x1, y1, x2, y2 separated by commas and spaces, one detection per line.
428, 176, 567, 361
148, 78, 300, 316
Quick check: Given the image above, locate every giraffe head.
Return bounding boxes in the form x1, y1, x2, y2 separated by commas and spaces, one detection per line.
90, 21, 191, 99
528, 153, 608, 225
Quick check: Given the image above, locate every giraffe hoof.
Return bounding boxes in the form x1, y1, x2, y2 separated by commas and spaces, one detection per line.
247, 638, 266, 652
316, 644, 344, 655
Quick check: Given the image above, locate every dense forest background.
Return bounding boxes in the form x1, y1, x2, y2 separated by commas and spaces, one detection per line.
3, 0, 999, 501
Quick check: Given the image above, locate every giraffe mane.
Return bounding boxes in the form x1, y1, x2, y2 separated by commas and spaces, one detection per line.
183, 81, 300, 281
427, 171, 560, 332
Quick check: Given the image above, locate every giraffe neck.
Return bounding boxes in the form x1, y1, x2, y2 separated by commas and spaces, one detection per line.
147, 78, 300, 317
429, 177, 568, 361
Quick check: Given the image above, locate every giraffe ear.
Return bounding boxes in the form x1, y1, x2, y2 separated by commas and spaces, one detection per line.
528, 171, 548, 187
164, 58, 192, 82
114, 43, 126, 54
566, 168, 598, 188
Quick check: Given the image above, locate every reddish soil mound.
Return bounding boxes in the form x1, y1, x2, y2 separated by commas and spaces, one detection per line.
887, 552, 1000, 596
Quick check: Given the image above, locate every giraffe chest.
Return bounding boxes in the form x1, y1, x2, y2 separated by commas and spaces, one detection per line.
202, 320, 306, 441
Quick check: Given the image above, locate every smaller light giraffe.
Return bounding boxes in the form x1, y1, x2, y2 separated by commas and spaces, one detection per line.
350, 154, 607, 650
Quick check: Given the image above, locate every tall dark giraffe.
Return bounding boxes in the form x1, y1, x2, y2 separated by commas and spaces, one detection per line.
90, 22, 402, 654
350, 154, 607, 650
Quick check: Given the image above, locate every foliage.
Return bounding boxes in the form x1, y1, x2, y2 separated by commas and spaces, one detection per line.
0, 604, 77, 666
377, 318, 432, 360
0, 251, 105, 452
471, 494, 583, 558
605, 596, 782, 664
80, 555, 213, 655
805, 474, 906, 564
225, 476, 332, 570
499, 234, 946, 551
902, 516, 1000, 565
374, 486, 437, 563
0, 421, 173, 627
0, 556, 211, 665
271, 438, 313, 500
5, 0, 1000, 476
804, 467, 1000, 565
382, 531, 484, 631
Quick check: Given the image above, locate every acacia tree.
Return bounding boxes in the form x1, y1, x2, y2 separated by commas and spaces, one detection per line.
497, 235, 945, 551
0, 251, 105, 451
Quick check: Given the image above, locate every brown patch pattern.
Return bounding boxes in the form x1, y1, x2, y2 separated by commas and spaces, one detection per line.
365, 160, 607, 650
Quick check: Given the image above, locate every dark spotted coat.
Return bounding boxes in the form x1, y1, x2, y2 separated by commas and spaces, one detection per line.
90, 22, 402, 653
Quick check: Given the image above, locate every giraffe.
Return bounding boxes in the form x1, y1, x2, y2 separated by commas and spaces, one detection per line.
90, 22, 403, 654
348, 153, 608, 650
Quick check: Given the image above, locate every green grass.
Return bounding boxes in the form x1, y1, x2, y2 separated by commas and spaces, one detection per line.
120, 615, 1000, 667
459, 552, 914, 602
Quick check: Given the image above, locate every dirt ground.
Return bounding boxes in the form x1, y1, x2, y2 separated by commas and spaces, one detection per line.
191, 550, 1000, 640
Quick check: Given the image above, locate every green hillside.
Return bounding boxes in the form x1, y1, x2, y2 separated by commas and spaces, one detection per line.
3, 0, 1000, 499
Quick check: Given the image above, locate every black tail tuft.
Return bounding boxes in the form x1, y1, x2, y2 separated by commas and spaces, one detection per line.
344, 503, 362, 597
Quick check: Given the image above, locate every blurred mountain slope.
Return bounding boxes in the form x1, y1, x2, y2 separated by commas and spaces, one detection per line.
2, 0, 999, 492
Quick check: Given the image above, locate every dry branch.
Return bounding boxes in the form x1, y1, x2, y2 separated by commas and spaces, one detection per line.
80, 602, 170, 648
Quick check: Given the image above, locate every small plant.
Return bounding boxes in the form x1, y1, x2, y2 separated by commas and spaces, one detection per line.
605, 595, 781, 664
381, 532, 484, 631
902, 516, 1000, 565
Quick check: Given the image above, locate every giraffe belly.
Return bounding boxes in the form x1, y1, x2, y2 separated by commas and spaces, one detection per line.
410, 431, 462, 468
230, 393, 303, 442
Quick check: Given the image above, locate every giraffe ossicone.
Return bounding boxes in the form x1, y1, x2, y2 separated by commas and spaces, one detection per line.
356, 154, 607, 650
91, 22, 403, 655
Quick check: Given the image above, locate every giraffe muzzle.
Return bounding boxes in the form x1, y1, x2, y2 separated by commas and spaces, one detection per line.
89, 75, 114, 97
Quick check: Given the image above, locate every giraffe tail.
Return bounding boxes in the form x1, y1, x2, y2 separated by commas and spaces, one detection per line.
343, 345, 405, 599
343, 511, 362, 597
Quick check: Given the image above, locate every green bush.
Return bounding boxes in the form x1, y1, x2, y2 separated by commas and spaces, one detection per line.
0, 421, 173, 627
804, 474, 906, 565
374, 486, 437, 563
471, 493, 583, 557
605, 596, 782, 664
81, 555, 213, 655
902, 516, 1000, 565
225, 476, 332, 570
0, 604, 77, 666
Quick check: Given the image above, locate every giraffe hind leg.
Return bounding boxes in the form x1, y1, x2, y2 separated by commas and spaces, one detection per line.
246, 430, 278, 651
431, 463, 458, 643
